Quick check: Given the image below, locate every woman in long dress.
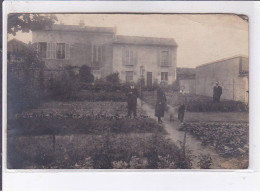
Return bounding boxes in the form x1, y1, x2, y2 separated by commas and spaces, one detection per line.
155, 84, 167, 124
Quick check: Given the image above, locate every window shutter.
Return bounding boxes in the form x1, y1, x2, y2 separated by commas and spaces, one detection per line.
168, 49, 172, 66
36, 43, 39, 52
157, 50, 161, 66
102, 45, 106, 62
122, 48, 125, 66
65, 43, 70, 59
134, 51, 138, 66
98, 46, 102, 62
47, 42, 51, 59
52, 43, 56, 59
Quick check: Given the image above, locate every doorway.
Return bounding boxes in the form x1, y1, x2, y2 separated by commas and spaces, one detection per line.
147, 72, 152, 87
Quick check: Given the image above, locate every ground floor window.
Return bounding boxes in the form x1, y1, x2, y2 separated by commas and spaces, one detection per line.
126, 71, 134, 82
161, 72, 168, 81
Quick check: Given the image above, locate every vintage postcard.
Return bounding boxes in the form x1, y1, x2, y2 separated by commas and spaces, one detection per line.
6, 13, 249, 170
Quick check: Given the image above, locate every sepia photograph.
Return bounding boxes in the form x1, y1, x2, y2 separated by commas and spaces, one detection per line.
6, 13, 249, 170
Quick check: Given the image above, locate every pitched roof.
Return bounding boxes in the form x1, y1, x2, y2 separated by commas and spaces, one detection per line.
8, 38, 28, 47
113, 35, 177, 47
40, 24, 115, 34
196, 55, 249, 69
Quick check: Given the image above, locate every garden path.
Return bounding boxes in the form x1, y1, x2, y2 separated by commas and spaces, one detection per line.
137, 99, 228, 169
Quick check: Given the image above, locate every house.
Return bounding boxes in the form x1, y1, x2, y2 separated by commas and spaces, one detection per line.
7, 38, 29, 65
113, 35, 177, 85
176, 67, 196, 94
195, 56, 249, 103
31, 24, 178, 85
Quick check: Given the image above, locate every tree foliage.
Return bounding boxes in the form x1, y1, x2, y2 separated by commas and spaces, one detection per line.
8, 14, 58, 35
105, 72, 120, 83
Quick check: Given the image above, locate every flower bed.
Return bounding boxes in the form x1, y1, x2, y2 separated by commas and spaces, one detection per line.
178, 122, 249, 158
9, 101, 162, 135
8, 133, 192, 169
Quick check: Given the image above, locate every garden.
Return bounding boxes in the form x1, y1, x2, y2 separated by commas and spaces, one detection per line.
8, 100, 193, 169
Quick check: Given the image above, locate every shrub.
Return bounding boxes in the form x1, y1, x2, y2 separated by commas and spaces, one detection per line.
79, 65, 94, 83
105, 72, 120, 84
48, 67, 80, 100
198, 154, 213, 169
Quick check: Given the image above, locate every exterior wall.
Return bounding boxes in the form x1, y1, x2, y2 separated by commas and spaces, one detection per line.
32, 30, 114, 78
112, 44, 177, 85
179, 79, 196, 94
195, 57, 249, 103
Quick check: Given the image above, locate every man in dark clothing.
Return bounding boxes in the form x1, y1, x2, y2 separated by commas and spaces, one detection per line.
213, 82, 222, 103
126, 83, 139, 117
155, 84, 167, 124
178, 88, 186, 123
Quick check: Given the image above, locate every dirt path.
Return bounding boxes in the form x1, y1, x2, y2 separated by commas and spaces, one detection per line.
137, 99, 229, 169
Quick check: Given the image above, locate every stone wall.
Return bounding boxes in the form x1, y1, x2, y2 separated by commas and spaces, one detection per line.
195, 56, 249, 103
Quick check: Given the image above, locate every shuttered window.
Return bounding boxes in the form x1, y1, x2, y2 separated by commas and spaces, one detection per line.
92, 45, 103, 63
160, 51, 169, 66
122, 49, 138, 66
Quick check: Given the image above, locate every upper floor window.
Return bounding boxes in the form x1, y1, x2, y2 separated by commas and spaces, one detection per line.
92, 45, 103, 64
38, 42, 47, 58
160, 50, 169, 66
122, 49, 138, 66
56, 43, 65, 59
37, 42, 70, 59
161, 72, 168, 81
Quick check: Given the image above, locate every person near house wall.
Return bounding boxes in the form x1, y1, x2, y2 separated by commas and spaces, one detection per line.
213, 81, 222, 103
126, 82, 139, 118
177, 87, 186, 123
155, 82, 167, 124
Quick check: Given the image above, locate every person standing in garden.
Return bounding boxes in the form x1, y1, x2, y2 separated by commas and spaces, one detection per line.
126, 82, 139, 118
213, 81, 222, 103
155, 82, 167, 124
178, 87, 186, 123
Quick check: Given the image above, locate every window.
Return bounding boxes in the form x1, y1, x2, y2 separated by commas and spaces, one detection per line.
161, 72, 168, 81
92, 45, 103, 63
38, 42, 47, 58
56, 43, 65, 59
47, 42, 56, 59
123, 49, 138, 66
160, 51, 169, 66
126, 71, 134, 82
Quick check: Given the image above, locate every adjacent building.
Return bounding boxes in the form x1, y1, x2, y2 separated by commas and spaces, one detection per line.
31, 24, 178, 85
195, 56, 249, 103
176, 68, 196, 94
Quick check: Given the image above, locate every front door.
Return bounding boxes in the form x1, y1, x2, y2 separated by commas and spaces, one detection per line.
147, 72, 152, 87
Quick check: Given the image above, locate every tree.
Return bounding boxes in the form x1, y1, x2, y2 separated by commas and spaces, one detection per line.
79, 65, 94, 83
8, 14, 57, 35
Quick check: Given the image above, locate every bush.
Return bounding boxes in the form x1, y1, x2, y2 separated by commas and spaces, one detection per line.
8, 69, 45, 117
105, 72, 120, 84
48, 67, 80, 100
198, 154, 213, 169
76, 90, 127, 101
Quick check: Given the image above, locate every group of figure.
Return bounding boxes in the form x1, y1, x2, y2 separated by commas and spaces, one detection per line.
126, 82, 186, 124
126, 81, 223, 124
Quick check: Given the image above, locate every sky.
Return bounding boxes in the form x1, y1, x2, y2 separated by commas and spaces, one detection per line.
9, 14, 248, 68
